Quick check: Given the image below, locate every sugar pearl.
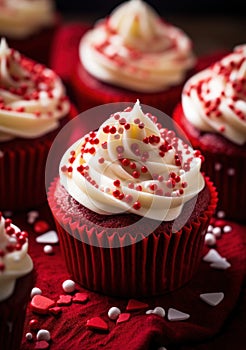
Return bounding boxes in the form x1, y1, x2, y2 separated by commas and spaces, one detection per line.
43, 245, 53, 255
207, 225, 213, 233
212, 227, 222, 238
223, 225, 232, 233
205, 233, 216, 246
62, 279, 76, 293
25, 332, 33, 341
30, 287, 42, 298
108, 306, 121, 320
217, 210, 225, 218
36, 329, 50, 342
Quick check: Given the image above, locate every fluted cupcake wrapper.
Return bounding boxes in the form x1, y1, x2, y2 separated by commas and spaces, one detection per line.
48, 177, 217, 297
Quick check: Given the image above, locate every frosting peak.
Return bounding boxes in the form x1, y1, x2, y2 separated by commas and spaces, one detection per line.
80, 0, 195, 92
182, 45, 246, 145
60, 101, 205, 221
0, 39, 70, 142
0, 213, 33, 301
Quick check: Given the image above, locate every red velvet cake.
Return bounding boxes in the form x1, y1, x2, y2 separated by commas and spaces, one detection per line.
0, 39, 78, 211
48, 101, 217, 297
0, 0, 59, 65
0, 213, 34, 350
70, 0, 196, 115
173, 45, 246, 222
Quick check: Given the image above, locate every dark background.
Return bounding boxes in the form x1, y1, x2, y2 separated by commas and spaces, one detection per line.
56, 0, 245, 15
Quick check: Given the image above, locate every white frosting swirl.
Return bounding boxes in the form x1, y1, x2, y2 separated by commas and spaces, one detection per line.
0, 38, 70, 141
60, 101, 204, 221
79, 0, 195, 92
182, 45, 246, 145
0, 0, 55, 39
0, 213, 33, 301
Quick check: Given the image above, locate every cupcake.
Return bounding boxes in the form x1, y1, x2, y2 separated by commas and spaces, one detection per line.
0, 212, 34, 350
48, 100, 217, 297
71, 0, 195, 114
173, 45, 246, 222
0, 0, 59, 65
0, 38, 78, 211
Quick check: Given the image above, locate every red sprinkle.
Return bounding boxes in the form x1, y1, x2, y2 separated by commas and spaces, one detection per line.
133, 201, 141, 210
34, 220, 49, 234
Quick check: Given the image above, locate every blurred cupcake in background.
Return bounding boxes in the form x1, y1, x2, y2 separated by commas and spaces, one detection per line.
0, 0, 60, 65
173, 44, 246, 222
71, 0, 196, 114
0, 38, 77, 211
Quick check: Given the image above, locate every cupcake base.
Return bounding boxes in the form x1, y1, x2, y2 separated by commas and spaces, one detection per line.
48, 176, 217, 297
173, 103, 246, 222
0, 104, 78, 212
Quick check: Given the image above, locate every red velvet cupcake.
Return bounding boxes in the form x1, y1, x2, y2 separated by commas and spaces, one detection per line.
70, 0, 196, 115
0, 213, 34, 350
48, 101, 217, 297
0, 39, 78, 211
0, 0, 59, 65
173, 45, 246, 222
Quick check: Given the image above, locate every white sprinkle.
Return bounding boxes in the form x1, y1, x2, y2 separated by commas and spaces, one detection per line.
214, 162, 222, 171
62, 279, 76, 293
227, 168, 235, 176
152, 306, 165, 318
217, 210, 225, 219
200, 292, 224, 306
205, 233, 216, 246
27, 210, 39, 224
36, 329, 50, 342
30, 287, 42, 298
36, 230, 59, 244
207, 225, 213, 233
179, 169, 185, 175
167, 308, 190, 321
9, 237, 17, 244
43, 245, 53, 254
210, 259, 231, 270
212, 227, 222, 238
108, 307, 121, 320
25, 332, 33, 341
146, 309, 154, 315
203, 249, 225, 263
223, 225, 232, 233
158, 347, 167, 350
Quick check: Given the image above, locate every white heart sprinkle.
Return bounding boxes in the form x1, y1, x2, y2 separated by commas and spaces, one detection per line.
210, 259, 231, 270
36, 230, 59, 244
152, 306, 165, 318
200, 292, 224, 306
203, 249, 224, 263
146, 309, 153, 315
167, 308, 190, 321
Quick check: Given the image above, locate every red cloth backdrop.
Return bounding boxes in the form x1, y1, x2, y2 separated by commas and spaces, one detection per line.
15, 203, 246, 350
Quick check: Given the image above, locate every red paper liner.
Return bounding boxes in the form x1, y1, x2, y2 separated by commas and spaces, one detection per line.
0, 271, 34, 350
173, 104, 246, 222
48, 177, 217, 297
0, 104, 78, 212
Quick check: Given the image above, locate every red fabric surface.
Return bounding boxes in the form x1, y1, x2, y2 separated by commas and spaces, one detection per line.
11, 203, 245, 350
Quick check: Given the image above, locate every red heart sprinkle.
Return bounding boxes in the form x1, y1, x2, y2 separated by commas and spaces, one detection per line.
49, 307, 62, 316
29, 318, 39, 330
73, 292, 89, 304
116, 313, 131, 324
57, 295, 72, 306
31, 295, 55, 314
34, 220, 49, 234
86, 317, 108, 331
34, 340, 50, 349
126, 299, 149, 311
